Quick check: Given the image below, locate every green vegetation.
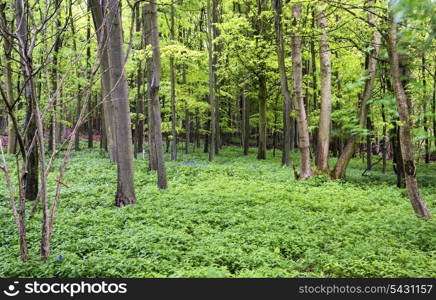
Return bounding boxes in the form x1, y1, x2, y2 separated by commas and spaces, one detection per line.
1, 146, 435, 278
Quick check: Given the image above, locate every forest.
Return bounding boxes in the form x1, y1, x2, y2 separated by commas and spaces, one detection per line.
0, 0, 435, 278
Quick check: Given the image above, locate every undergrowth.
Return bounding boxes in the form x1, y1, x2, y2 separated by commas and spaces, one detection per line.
0, 145, 435, 277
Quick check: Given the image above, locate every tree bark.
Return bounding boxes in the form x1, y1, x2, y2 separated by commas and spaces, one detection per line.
207, 0, 216, 162
242, 88, 250, 155
0, 5, 17, 155
272, 0, 292, 167
291, 4, 311, 179
135, 4, 144, 156
316, 8, 332, 171
387, 13, 431, 218
169, 0, 177, 161
89, 0, 117, 162
106, 0, 136, 206
257, 74, 267, 160
145, 2, 168, 189
15, 0, 39, 202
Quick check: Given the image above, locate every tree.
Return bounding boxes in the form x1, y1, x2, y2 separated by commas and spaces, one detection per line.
169, 0, 177, 161
144, 2, 168, 189
386, 7, 431, 218
106, 0, 136, 206
316, 6, 332, 172
272, 0, 292, 167
0, 3, 16, 155
331, 0, 382, 179
207, 0, 216, 162
90, 0, 117, 163
291, 3, 312, 179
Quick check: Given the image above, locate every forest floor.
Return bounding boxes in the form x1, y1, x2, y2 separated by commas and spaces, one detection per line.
0, 145, 435, 277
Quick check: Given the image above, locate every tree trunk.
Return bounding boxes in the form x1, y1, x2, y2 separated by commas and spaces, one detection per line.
169, 0, 177, 161
331, 2, 381, 179
107, 0, 136, 206
257, 74, 267, 160
90, 0, 117, 162
242, 89, 250, 156
291, 4, 311, 179
135, 4, 144, 156
316, 8, 332, 172
207, 0, 216, 162
14, 0, 39, 202
86, 15, 93, 150
366, 115, 372, 171
422, 56, 430, 163
213, 0, 221, 155
272, 0, 292, 167
145, 2, 168, 189
185, 109, 190, 154
387, 13, 431, 219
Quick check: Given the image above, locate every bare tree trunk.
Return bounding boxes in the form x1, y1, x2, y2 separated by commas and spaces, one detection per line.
242, 88, 250, 156
422, 56, 430, 164
316, 8, 332, 171
292, 4, 311, 179
135, 4, 144, 156
310, 8, 318, 158
433, 56, 436, 149
89, 0, 117, 162
213, 0, 221, 155
387, 13, 431, 219
68, 5, 82, 152
185, 109, 190, 154
107, 0, 136, 206
145, 2, 167, 189
14, 0, 39, 202
272, 0, 292, 167
169, 0, 177, 161
86, 13, 93, 150
207, 0, 216, 162
257, 74, 267, 160
0, 5, 17, 155
331, 2, 381, 179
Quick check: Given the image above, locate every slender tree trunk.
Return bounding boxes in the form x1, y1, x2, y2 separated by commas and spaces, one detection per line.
381, 104, 387, 173
207, 0, 216, 162
49, 1, 62, 153
86, 14, 93, 149
387, 12, 431, 218
257, 74, 267, 160
292, 4, 311, 179
135, 4, 144, 156
272, 0, 292, 167
169, 0, 177, 161
185, 109, 190, 154
422, 56, 430, 163
145, 2, 167, 189
432, 56, 436, 149
213, 0, 221, 155
310, 8, 318, 157
331, 2, 381, 179
0, 5, 17, 155
366, 115, 372, 170
316, 8, 332, 171
15, 0, 39, 202
107, 0, 136, 206
242, 89, 250, 156
89, 0, 117, 162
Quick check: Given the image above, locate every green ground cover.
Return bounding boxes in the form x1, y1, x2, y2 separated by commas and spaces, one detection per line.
0, 146, 435, 277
